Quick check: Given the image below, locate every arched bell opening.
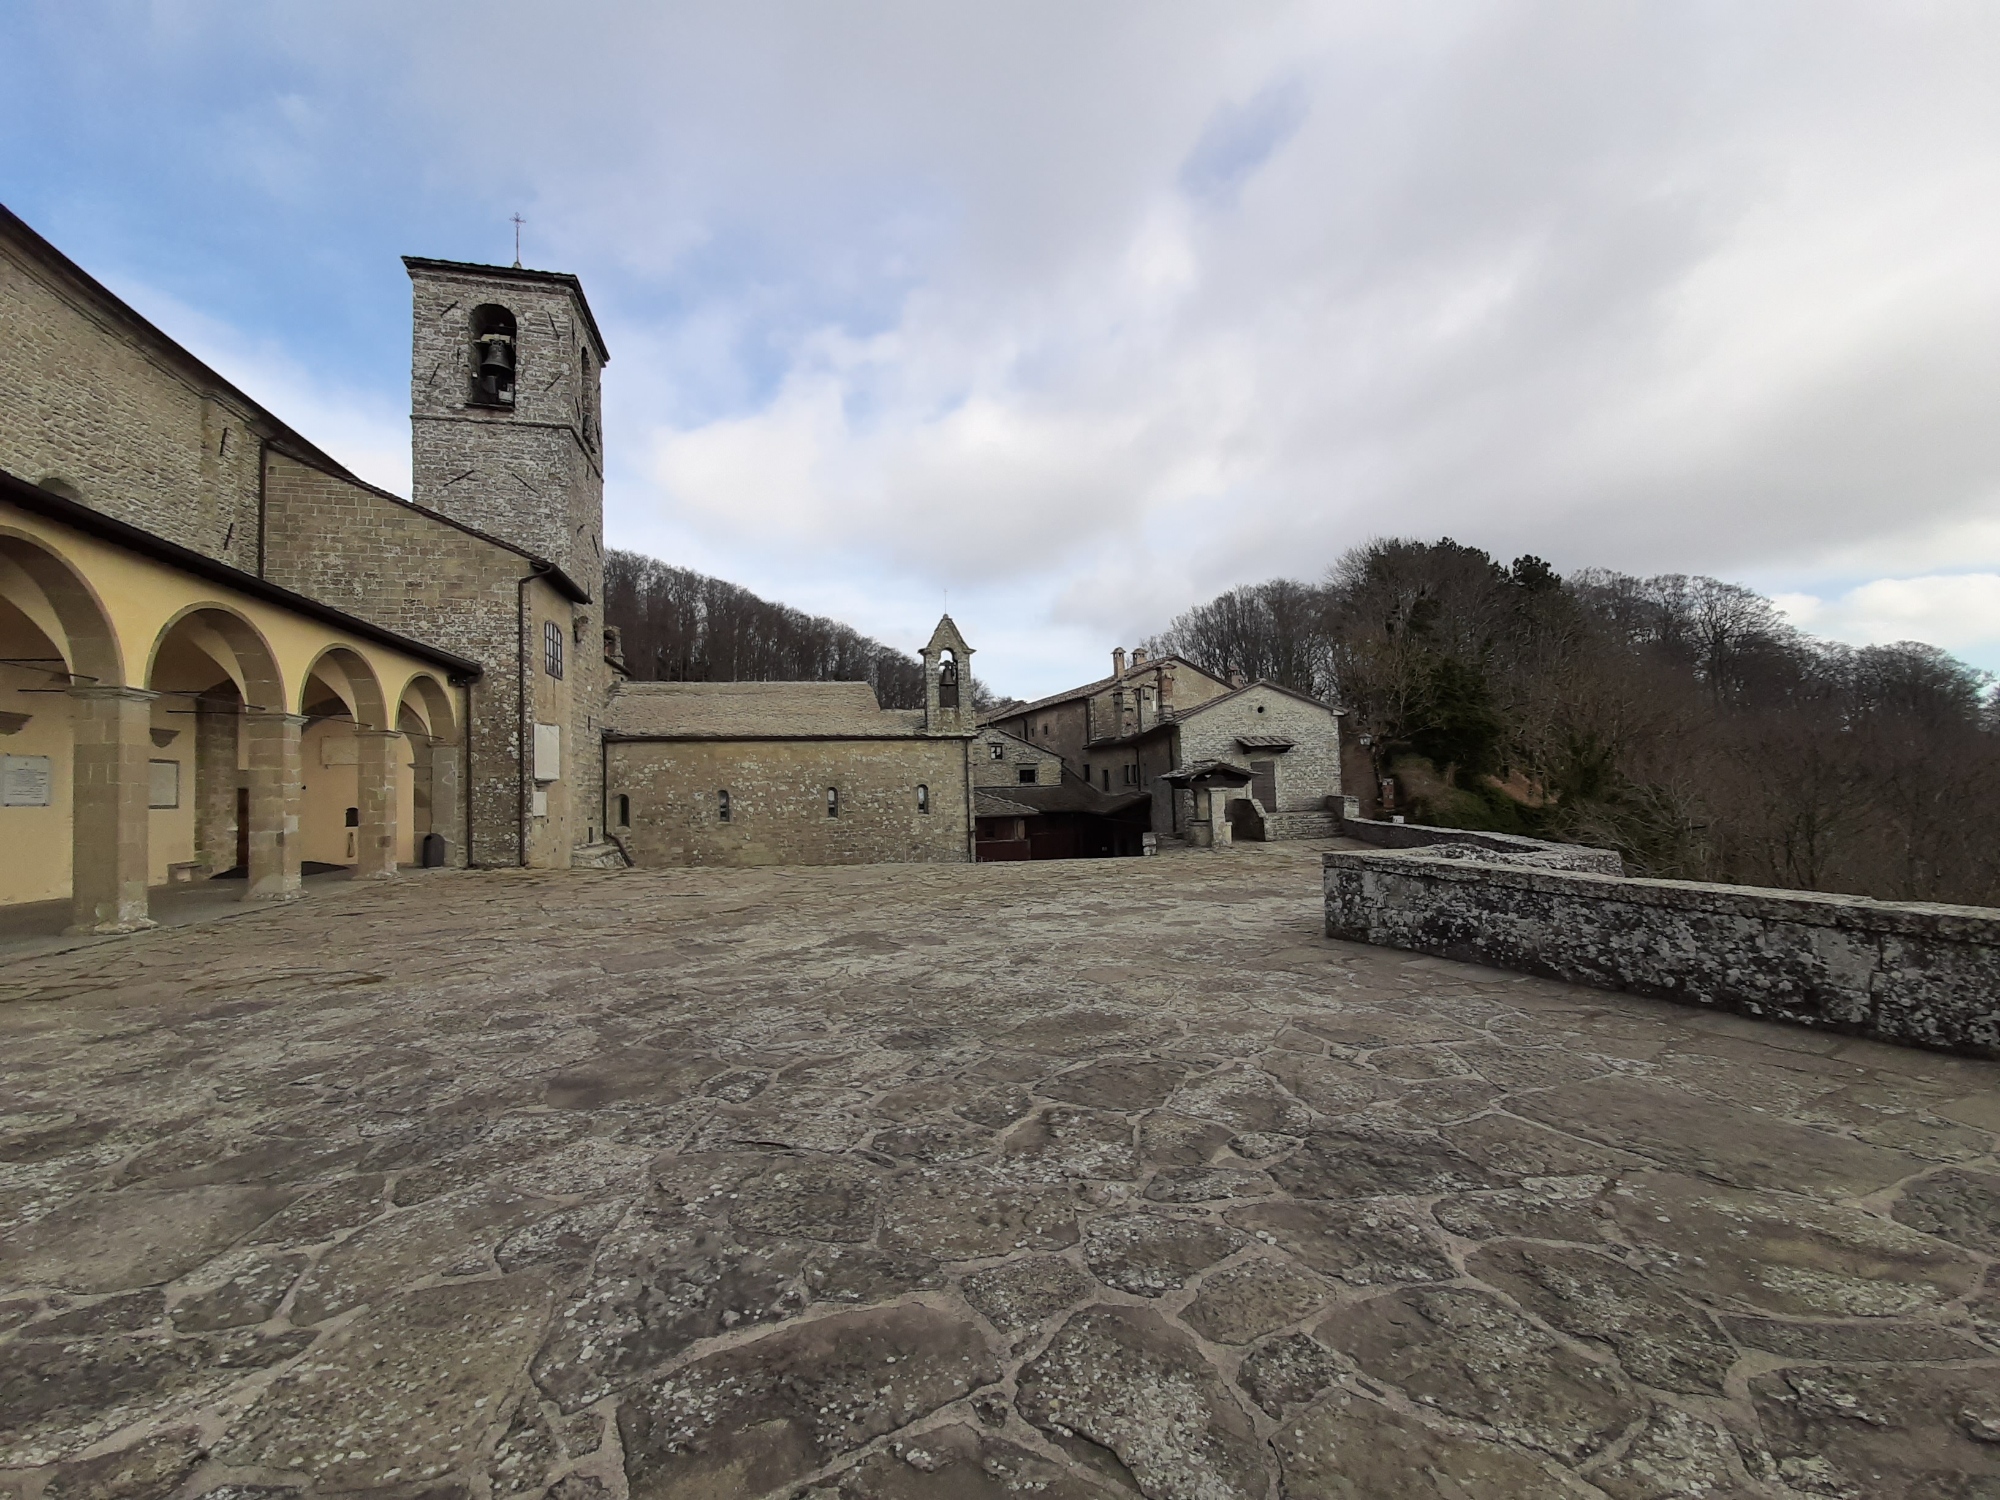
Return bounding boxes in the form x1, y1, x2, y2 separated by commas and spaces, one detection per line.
937, 649, 959, 710
469, 304, 518, 409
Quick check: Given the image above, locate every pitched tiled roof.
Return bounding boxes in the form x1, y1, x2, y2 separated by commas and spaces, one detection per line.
980, 654, 1223, 724
605, 680, 930, 739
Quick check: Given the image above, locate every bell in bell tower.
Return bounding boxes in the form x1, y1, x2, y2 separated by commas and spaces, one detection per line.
920, 615, 975, 736
403, 255, 608, 600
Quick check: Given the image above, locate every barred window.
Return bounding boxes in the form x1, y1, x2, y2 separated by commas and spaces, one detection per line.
917, 784, 930, 814
827, 786, 839, 817
718, 789, 732, 823
543, 620, 564, 679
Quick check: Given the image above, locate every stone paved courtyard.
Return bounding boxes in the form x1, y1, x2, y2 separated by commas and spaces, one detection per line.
2, 843, 1997, 1499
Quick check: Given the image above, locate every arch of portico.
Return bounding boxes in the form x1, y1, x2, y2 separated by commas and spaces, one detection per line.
0, 496, 471, 931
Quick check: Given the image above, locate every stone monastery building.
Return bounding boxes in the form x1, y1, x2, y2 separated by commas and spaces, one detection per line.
0, 206, 981, 932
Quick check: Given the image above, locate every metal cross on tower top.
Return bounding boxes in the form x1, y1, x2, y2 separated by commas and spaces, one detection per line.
511, 213, 525, 268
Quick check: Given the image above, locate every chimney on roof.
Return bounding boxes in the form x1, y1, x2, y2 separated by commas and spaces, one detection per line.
1132, 647, 1147, 666
1229, 671, 1246, 688
1112, 647, 1127, 676
1159, 662, 1176, 710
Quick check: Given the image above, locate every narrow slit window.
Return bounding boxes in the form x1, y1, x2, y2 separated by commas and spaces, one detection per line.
718, 789, 731, 823
917, 784, 930, 814
616, 794, 629, 826
826, 786, 839, 818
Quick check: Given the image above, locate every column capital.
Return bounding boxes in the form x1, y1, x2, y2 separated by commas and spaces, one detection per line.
66, 684, 159, 705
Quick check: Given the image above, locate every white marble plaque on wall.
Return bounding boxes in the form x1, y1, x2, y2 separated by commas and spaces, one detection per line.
149, 758, 181, 809
1, 754, 52, 807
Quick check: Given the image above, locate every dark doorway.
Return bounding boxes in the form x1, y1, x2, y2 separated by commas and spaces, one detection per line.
235, 786, 249, 869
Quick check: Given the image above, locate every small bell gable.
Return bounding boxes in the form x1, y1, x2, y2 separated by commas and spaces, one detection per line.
920, 614, 975, 735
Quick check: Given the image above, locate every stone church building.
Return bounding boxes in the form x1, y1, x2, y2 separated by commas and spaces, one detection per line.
0, 205, 982, 930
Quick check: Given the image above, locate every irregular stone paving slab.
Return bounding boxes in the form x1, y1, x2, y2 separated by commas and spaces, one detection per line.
1430, 1175, 1610, 1243
961, 1254, 1096, 1334
1235, 1332, 1343, 1417
1015, 1305, 1267, 1500
1317, 1286, 1637, 1461
1584, 1404, 1757, 1500
1004, 1106, 1140, 1182
1226, 1200, 1454, 1284
0, 1186, 294, 1294
1513, 1077, 1913, 1196
1274, 1387, 1567, 1498
531, 1215, 810, 1411
1750, 1367, 2000, 1499
1888, 1167, 2000, 1254
617, 1303, 998, 1498
1183, 1254, 1331, 1345
880, 1165, 1080, 1259
1607, 1172, 1982, 1318
805, 1422, 1115, 1499
1039, 1059, 1189, 1111
1466, 1241, 1737, 1394
1718, 1313, 1994, 1364
0, 844, 1994, 1494
39, 1425, 207, 1500
217, 1275, 551, 1486
1269, 1124, 1501, 1199
1081, 1213, 1247, 1296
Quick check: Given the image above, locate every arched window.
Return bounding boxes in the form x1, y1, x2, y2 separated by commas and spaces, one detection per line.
718, 789, 732, 823
916, 784, 930, 814
470, 304, 517, 408
937, 651, 959, 708
543, 620, 564, 679
616, 794, 630, 826
827, 786, 839, 818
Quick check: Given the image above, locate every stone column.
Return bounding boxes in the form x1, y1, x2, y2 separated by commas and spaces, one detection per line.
193, 692, 241, 876
355, 729, 401, 879
244, 711, 305, 902
68, 686, 157, 934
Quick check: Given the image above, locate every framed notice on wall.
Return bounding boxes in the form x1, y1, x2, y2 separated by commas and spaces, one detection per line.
148, 758, 181, 809
1, 754, 52, 807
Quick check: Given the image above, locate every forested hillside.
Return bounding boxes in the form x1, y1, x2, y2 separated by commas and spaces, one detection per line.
1145, 539, 2000, 905
603, 549, 992, 711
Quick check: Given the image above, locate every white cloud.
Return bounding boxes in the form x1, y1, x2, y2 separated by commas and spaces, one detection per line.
26, 1, 2000, 698
1775, 576, 2000, 665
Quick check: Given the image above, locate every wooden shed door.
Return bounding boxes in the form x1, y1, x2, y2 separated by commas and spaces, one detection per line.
1249, 759, 1277, 809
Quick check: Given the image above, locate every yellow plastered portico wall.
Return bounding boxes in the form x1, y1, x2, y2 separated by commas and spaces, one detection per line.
0, 494, 470, 915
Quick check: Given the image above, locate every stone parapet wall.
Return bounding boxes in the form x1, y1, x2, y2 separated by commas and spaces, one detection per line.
1339, 818, 1624, 875
1324, 850, 2000, 1057
1257, 810, 1341, 840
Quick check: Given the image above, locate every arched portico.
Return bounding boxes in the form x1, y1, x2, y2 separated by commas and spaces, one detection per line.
396, 672, 462, 867
300, 646, 400, 879
2, 490, 477, 928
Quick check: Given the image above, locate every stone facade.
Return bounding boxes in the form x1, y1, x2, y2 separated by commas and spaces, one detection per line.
2, 206, 284, 573
603, 640, 981, 869
609, 735, 972, 866
973, 726, 1064, 789
985, 651, 1230, 783
1325, 849, 2000, 1057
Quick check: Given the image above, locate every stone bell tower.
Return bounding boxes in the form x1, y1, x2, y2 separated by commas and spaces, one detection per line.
403, 256, 608, 605
920, 615, 974, 735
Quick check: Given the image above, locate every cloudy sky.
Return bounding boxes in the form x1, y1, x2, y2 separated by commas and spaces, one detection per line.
6, 2, 1998, 695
